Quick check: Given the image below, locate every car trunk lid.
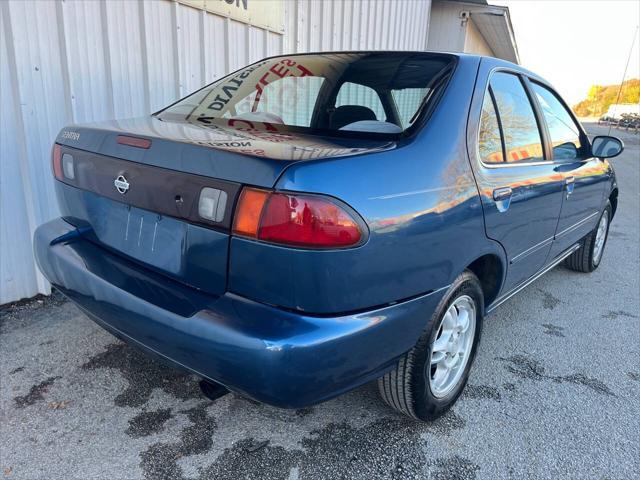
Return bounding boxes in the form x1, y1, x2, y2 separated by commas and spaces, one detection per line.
54, 116, 392, 297
55, 116, 392, 186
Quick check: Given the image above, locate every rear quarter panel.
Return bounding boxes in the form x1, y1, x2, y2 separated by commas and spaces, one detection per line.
229, 56, 506, 314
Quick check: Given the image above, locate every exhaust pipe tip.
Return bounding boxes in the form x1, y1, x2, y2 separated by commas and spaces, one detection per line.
199, 379, 229, 402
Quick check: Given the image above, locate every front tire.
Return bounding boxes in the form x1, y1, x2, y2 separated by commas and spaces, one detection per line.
564, 201, 611, 273
378, 271, 484, 421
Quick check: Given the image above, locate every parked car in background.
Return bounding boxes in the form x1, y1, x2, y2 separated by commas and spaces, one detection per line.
35, 52, 623, 421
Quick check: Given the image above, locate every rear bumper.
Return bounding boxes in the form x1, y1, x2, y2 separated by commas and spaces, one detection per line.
34, 218, 447, 408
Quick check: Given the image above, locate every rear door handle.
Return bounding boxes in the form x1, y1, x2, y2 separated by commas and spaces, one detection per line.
493, 187, 513, 201
493, 187, 513, 212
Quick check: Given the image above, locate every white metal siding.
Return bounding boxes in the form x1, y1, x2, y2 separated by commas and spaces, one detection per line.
426, 1, 465, 53
0, 0, 432, 304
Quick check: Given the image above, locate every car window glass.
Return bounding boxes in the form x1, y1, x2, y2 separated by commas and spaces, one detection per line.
227, 76, 325, 128
336, 82, 386, 121
392, 88, 428, 128
478, 89, 504, 163
490, 72, 544, 163
158, 53, 454, 137
531, 82, 582, 160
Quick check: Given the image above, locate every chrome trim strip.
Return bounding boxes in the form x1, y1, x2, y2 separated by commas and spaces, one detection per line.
481, 159, 554, 169
555, 211, 599, 239
510, 235, 555, 264
487, 243, 581, 314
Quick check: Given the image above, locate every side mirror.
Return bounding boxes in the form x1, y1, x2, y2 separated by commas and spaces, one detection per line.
553, 141, 578, 160
591, 135, 624, 159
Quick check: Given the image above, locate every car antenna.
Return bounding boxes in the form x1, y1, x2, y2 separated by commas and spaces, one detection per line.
608, 25, 639, 136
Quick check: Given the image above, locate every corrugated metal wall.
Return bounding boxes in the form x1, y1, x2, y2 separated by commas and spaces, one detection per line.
0, 0, 431, 304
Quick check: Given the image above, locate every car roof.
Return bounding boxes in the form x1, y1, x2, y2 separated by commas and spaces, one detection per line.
262, 50, 547, 84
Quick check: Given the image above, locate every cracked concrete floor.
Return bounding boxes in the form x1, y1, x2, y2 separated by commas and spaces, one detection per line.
1, 124, 638, 480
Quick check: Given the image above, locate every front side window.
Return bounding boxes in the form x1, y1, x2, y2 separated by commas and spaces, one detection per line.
490, 72, 544, 163
157, 53, 454, 137
531, 82, 583, 160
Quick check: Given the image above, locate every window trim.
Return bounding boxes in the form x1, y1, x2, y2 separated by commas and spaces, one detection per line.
477, 85, 507, 165
527, 79, 589, 162
488, 85, 507, 164
476, 67, 555, 169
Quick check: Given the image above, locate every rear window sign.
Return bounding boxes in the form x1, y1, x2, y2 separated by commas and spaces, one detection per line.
158, 53, 454, 137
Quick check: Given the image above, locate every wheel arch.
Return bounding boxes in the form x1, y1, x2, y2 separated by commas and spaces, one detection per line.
609, 187, 618, 219
465, 253, 504, 308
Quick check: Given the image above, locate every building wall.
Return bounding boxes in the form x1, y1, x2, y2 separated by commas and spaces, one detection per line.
464, 19, 494, 57
0, 0, 432, 304
426, 0, 466, 53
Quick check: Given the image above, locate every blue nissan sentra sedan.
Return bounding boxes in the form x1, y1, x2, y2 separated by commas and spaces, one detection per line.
34, 52, 623, 422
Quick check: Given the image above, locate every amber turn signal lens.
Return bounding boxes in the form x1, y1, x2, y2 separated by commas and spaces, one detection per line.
233, 188, 270, 237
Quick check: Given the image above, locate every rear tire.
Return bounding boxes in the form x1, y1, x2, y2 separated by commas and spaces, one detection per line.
378, 271, 484, 421
564, 201, 611, 273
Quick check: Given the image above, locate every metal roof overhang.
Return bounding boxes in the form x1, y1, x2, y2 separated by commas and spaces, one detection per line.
469, 5, 520, 64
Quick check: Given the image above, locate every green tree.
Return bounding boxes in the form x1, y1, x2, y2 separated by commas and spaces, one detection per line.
573, 79, 640, 117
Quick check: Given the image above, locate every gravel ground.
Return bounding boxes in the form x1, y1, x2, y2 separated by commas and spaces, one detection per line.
1, 124, 638, 480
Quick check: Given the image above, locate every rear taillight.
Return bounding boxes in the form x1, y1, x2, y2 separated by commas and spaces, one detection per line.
52, 144, 75, 181
233, 188, 364, 248
52, 144, 63, 179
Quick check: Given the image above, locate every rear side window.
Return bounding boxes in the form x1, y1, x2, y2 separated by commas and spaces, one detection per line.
489, 72, 544, 164
478, 90, 504, 164
531, 82, 583, 160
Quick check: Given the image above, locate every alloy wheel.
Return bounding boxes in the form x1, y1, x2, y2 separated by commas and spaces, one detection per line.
429, 295, 477, 398
593, 210, 609, 265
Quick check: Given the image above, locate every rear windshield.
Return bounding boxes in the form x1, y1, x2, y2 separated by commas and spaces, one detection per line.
156, 52, 454, 138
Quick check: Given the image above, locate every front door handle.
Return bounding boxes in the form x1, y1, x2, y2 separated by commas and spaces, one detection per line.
493, 187, 513, 212
565, 176, 575, 198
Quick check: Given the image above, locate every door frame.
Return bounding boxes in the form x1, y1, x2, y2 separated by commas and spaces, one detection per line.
464, 60, 594, 295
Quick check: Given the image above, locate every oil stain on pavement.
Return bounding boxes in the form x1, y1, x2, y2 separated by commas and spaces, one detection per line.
497, 354, 615, 396
81, 343, 202, 407
137, 409, 471, 480
13, 376, 61, 408
126, 408, 175, 438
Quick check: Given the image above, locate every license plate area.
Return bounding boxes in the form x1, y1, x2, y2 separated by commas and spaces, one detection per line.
93, 203, 185, 274
62, 185, 230, 296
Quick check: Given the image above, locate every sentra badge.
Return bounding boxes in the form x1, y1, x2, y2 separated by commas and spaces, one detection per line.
61, 131, 80, 141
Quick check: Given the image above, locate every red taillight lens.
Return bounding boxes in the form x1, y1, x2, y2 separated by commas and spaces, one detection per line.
259, 193, 362, 247
52, 144, 63, 180
233, 188, 364, 248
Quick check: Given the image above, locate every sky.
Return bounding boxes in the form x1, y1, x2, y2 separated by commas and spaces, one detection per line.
495, 0, 640, 106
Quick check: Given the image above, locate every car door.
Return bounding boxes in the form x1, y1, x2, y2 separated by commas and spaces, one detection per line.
528, 81, 610, 258
472, 71, 564, 293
